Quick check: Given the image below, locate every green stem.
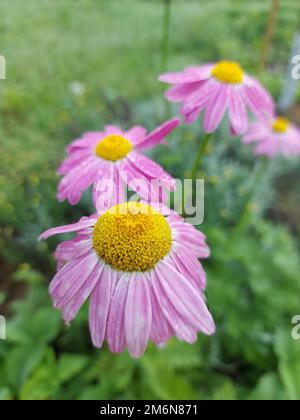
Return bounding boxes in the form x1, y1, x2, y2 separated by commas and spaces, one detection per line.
259, 0, 280, 71
161, 0, 172, 118
190, 133, 212, 179
187, 132, 213, 313
161, 0, 172, 73
236, 158, 270, 230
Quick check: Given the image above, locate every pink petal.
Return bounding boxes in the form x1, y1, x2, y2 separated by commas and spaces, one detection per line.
118, 159, 166, 203
39, 216, 97, 240
104, 125, 123, 135
169, 220, 210, 259
55, 238, 92, 264
148, 272, 173, 344
58, 157, 101, 205
107, 274, 130, 354
49, 254, 89, 297
245, 78, 275, 116
159, 65, 213, 84
125, 273, 152, 358
204, 84, 230, 133
165, 81, 204, 102
242, 122, 268, 144
57, 149, 92, 176
183, 106, 203, 124
134, 118, 180, 151
93, 164, 126, 213
51, 251, 99, 308
140, 200, 174, 217
243, 80, 274, 123
128, 152, 176, 190
89, 266, 117, 348
62, 259, 105, 324
170, 249, 207, 290
228, 86, 248, 135
181, 78, 220, 118
157, 260, 215, 336
151, 268, 197, 343
125, 126, 148, 144
173, 232, 210, 258
67, 132, 104, 153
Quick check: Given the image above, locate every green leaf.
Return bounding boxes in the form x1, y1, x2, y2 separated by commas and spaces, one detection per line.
5, 344, 45, 392
20, 348, 59, 400
8, 307, 61, 345
57, 354, 89, 383
275, 328, 300, 400
0, 387, 13, 400
249, 373, 285, 400
211, 380, 237, 400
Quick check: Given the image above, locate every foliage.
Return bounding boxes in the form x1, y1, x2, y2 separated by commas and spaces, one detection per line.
0, 0, 300, 400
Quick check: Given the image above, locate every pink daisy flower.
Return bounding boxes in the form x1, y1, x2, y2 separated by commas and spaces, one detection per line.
57, 119, 180, 208
243, 116, 300, 158
39, 202, 215, 358
159, 61, 274, 135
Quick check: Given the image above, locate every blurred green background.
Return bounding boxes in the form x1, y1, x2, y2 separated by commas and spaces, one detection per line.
1, 0, 300, 400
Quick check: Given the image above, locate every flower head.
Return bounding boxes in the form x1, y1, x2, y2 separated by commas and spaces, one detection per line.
57, 119, 180, 209
242, 116, 300, 158
159, 61, 274, 135
39, 202, 215, 358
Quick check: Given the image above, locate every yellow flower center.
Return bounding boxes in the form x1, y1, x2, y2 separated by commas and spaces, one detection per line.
272, 117, 289, 133
211, 60, 244, 84
95, 134, 133, 161
93, 202, 172, 272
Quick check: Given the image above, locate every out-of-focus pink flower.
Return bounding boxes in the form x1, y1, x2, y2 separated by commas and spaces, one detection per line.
57, 119, 180, 209
159, 61, 274, 135
39, 202, 215, 358
243, 116, 300, 158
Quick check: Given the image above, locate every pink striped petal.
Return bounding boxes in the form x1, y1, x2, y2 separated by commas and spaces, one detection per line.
39, 216, 97, 241
148, 272, 173, 344
169, 221, 210, 258
165, 81, 204, 102
89, 266, 117, 348
55, 238, 92, 264
125, 273, 152, 358
173, 232, 210, 258
159, 65, 212, 84
181, 78, 220, 117
49, 254, 89, 296
204, 84, 230, 133
134, 118, 180, 151
51, 251, 99, 308
243, 122, 268, 144
183, 106, 203, 124
125, 126, 148, 144
243, 80, 274, 122
107, 274, 130, 354
157, 260, 215, 336
140, 200, 174, 217
151, 268, 197, 343
228, 86, 248, 135
118, 159, 165, 202
168, 218, 207, 240
245, 78, 275, 116
58, 157, 101, 205
62, 259, 105, 324
104, 125, 123, 135
170, 249, 207, 291
128, 152, 176, 190
67, 132, 103, 153
93, 164, 126, 213
57, 150, 92, 176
